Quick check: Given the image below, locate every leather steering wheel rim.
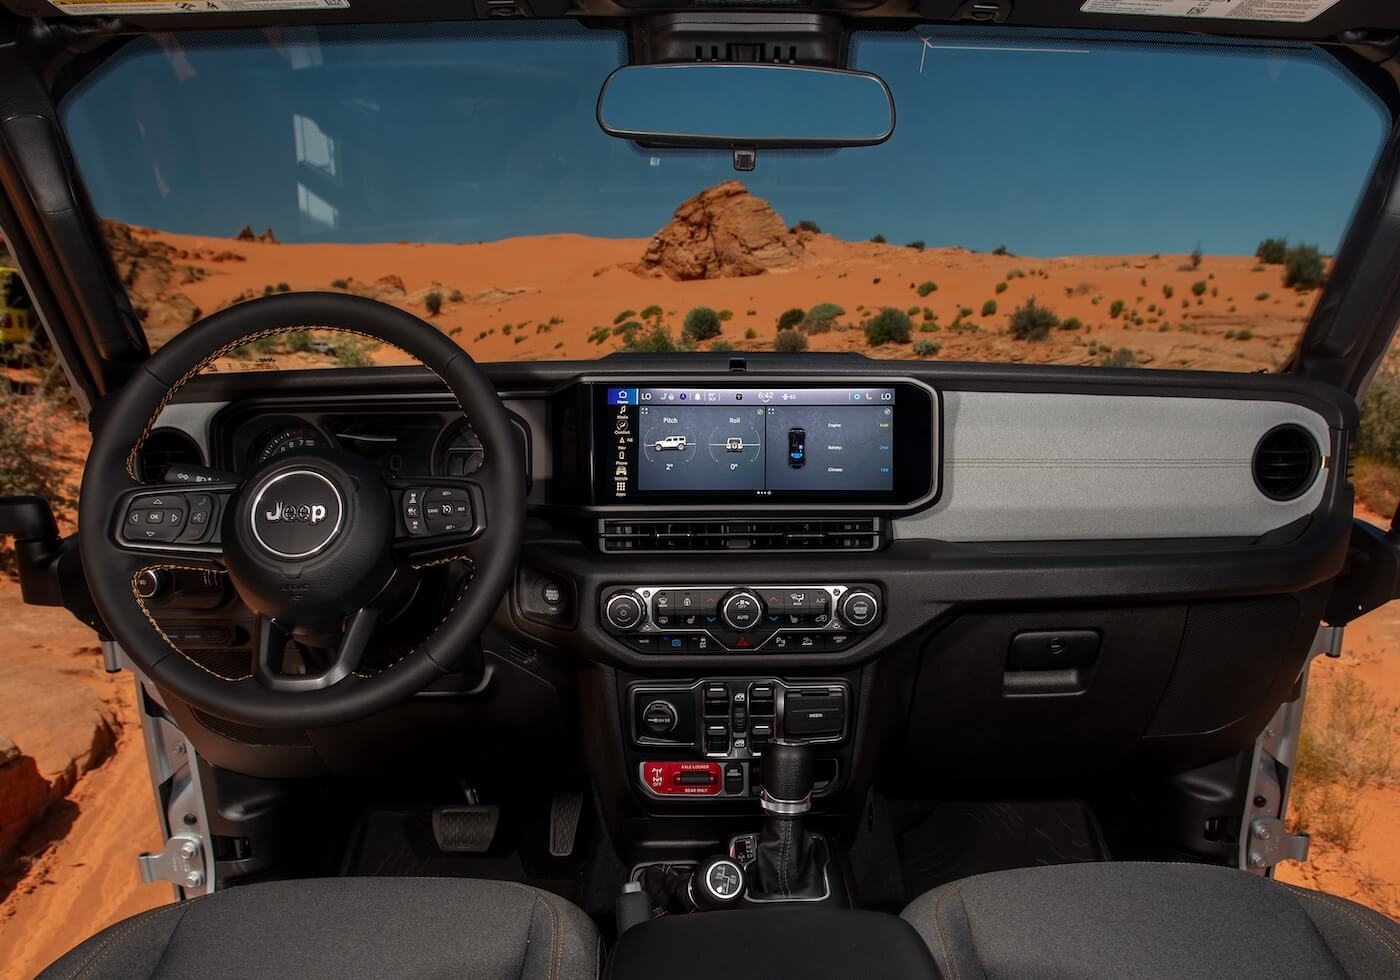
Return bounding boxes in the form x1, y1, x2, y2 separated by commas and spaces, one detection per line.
79, 292, 525, 729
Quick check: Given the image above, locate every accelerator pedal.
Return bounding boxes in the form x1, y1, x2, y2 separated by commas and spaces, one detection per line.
431, 805, 500, 854
549, 791, 585, 858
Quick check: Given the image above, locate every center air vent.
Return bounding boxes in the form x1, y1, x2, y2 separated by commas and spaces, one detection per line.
600, 518, 880, 553
1252, 425, 1321, 502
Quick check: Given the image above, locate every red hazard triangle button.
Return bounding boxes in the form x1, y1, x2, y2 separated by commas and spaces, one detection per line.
735, 635, 750, 648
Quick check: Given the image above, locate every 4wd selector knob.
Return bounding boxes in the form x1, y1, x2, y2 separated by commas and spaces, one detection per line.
838, 589, 880, 630
719, 589, 764, 631
604, 591, 646, 632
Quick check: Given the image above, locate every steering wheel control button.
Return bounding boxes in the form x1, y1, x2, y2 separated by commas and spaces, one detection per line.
122, 495, 188, 543
604, 591, 646, 632
134, 569, 166, 600
720, 589, 764, 631
248, 469, 345, 560
641, 699, 679, 736
838, 589, 880, 630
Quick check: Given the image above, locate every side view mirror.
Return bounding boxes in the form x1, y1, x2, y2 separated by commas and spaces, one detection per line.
0, 495, 103, 636
1323, 502, 1400, 626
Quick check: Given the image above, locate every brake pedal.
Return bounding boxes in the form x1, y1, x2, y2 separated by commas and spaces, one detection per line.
431, 805, 499, 854
549, 791, 584, 858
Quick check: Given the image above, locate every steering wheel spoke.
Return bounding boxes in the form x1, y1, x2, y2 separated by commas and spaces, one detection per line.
389, 476, 490, 564
253, 604, 382, 692
112, 482, 236, 567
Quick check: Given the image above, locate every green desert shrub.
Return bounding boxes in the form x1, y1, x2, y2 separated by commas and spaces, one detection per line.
622, 323, 691, 353
981, 300, 998, 317
863, 308, 913, 346
912, 339, 941, 357
682, 306, 722, 343
1284, 243, 1327, 290
1109, 300, 1125, 318
916, 281, 937, 297
424, 291, 443, 317
335, 337, 378, 367
995, 281, 1008, 295
1256, 237, 1289, 264
777, 307, 806, 332
1358, 369, 1400, 466
774, 329, 808, 352
1007, 297, 1058, 342
1098, 348, 1139, 368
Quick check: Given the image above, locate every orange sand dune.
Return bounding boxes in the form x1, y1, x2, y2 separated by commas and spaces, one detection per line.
129, 226, 1319, 374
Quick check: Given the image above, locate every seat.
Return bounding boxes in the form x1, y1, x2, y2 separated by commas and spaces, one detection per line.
39, 876, 601, 980
901, 862, 1400, 980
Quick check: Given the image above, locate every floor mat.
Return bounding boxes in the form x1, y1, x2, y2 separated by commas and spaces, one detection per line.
339, 807, 585, 902
897, 800, 1108, 899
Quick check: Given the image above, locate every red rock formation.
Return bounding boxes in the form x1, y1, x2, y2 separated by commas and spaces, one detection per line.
634, 181, 806, 280
234, 225, 280, 244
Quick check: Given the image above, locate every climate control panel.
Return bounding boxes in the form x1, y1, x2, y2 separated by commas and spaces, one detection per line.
601, 584, 881, 653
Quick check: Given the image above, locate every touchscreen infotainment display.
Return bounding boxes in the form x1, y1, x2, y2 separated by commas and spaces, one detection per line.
597, 385, 927, 503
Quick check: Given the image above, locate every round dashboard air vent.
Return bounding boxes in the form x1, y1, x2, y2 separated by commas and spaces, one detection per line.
137, 428, 204, 482
1252, 424, 1321, 502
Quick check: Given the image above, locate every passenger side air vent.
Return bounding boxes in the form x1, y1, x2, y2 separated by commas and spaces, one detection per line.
136, 428, 204, 482
600, 518, 881, 553
1252, 425, 1321, 501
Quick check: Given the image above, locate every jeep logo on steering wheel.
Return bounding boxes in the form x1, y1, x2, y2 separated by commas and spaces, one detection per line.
249, 470, 345, 559
264, 500, 329, 525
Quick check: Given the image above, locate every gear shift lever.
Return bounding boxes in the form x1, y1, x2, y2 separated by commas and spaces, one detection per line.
749, 738, 827, 901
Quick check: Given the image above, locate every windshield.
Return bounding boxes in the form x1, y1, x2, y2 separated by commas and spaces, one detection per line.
60, 23, 1387, 372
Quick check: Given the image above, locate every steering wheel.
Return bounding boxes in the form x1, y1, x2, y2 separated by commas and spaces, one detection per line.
79, 293, 525, 729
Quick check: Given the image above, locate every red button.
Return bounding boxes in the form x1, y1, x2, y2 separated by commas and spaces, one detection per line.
641, 760, 722, 796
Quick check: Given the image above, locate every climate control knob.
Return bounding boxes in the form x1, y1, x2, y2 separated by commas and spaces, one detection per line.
838, 589, 880, 630
719, 589, 765, 631
604, 591, 646, 632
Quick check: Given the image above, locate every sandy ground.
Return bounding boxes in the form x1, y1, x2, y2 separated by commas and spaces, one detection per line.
1275, 505, 1400, 919
132, 227, 1320, 374
0, 578, 168, 979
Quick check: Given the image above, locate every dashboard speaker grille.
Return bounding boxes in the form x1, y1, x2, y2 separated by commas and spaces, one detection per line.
1252, 425, 1321, 502
599, 518, 880, 553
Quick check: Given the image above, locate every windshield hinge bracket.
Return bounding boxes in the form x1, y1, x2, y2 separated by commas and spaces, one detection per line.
137, 831, 207, 891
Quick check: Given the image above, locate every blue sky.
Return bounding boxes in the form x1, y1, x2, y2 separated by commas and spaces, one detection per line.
61, 23, 1389, 257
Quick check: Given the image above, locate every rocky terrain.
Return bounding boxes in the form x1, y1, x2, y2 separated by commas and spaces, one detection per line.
631, 180, 808, 280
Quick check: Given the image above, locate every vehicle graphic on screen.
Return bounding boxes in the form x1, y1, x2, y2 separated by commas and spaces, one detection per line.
653, 434, 688, 451
788, 427, 806, 468
725, 437, 744, 452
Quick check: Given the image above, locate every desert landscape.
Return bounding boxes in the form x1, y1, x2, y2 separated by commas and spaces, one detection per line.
0, 179, 1397, 973
107, 181, 1328, 375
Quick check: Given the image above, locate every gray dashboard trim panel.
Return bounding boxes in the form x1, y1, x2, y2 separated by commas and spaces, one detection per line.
895, 391, 1331, 542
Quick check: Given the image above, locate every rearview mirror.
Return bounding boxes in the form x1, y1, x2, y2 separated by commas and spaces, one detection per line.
597, 63, 895, 148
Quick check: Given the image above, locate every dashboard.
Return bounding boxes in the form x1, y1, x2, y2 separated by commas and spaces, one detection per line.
134, 359, 1352, 824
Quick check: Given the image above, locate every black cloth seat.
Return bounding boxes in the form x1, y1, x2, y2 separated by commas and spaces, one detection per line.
901, 861, 1400, 980
40, 876, 601, 980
